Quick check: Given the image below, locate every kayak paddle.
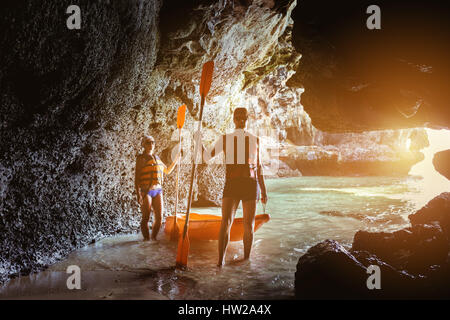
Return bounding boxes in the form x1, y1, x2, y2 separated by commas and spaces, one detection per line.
176, 61, 214, 268
171, 104, 187, 241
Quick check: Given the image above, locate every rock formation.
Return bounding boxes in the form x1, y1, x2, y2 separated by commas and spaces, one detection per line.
294, 239, 420, 299
1, 0, 164, 283
289, 0, 450, 132
280, 128, 427, 175
433, 150, 450, 180
295, 192, 450, 299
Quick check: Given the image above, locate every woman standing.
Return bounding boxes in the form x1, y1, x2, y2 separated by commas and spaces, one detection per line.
135, 135, 180, 241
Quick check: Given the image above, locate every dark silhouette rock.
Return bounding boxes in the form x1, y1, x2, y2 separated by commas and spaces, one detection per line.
409, 192, 450, 238
352, 223, 448, 274
433, 150, 450, 180
352, 250, 423, 299
296, 193, 450, 299
295, 240, 368, 299
295, 239, 420, 299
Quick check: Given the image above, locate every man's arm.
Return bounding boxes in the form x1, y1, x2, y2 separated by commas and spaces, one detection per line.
256, 138, 267, 204
163, 152, 181, 175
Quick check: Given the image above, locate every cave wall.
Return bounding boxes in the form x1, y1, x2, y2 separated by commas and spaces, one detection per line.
0, 0, 163, 282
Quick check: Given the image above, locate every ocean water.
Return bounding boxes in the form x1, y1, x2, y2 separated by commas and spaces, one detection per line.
31, 175, 440, 300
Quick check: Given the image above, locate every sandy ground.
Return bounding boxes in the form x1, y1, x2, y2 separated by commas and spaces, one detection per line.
0, 270, 168, 300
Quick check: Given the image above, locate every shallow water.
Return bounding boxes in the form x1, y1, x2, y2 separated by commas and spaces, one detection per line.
3, 128, 449, 300
18, 175, 443, 300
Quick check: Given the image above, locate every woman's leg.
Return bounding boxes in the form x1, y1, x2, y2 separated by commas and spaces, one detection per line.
140, 192, 152, 241
242, 199, 257, 260
151, 192, 163, 240
218, 197, 239, 266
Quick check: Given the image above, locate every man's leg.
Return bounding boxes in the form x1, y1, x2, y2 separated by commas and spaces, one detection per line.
151, 192, 163, 240
218, 197, 239, 266
242, 199, 257, 260
140, 193, 152, 241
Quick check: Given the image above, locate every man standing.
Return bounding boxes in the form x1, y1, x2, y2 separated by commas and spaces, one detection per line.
197, 108, 268, 266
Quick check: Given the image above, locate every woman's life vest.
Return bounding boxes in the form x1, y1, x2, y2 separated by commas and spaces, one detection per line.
137, 154, 166, 189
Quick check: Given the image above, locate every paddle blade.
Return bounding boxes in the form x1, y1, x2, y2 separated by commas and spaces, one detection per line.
199, 61, 214, 97
176, 231, 190, 269
177, 104, 186, 129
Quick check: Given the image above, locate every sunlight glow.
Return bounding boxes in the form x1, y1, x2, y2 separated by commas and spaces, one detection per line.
406, 138, 411, 150
408, 128, 450, 208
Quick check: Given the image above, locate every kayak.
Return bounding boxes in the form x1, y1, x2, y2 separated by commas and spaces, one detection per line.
164, 213, 270, 242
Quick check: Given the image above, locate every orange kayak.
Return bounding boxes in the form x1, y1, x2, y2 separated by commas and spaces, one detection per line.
164, 213, 270, 242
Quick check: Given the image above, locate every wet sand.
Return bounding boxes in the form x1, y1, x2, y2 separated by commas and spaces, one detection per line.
0, 270, 168, 300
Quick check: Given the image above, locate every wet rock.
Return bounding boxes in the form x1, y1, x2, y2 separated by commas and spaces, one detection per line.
423, 262, 450, 298
280, 145, 339, 176
296, 193, 450, 299
294, 239, 419, 299
351, 250, 424, 299
352, 223, 448, 275
433, 150, 450, 180
295, 240, 368, 299
409, 192, 450, 238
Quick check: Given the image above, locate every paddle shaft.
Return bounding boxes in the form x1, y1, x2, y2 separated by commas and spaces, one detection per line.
172, 128, 182, 238
182, 95, 205, 238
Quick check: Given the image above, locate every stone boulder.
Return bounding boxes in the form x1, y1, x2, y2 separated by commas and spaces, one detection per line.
433, 150, 450, 180
295, 240, 368, 299
296, 193, 450, 299
295, 239, 420, 299
352, 223, 448, 275
409, 192, 450, 239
